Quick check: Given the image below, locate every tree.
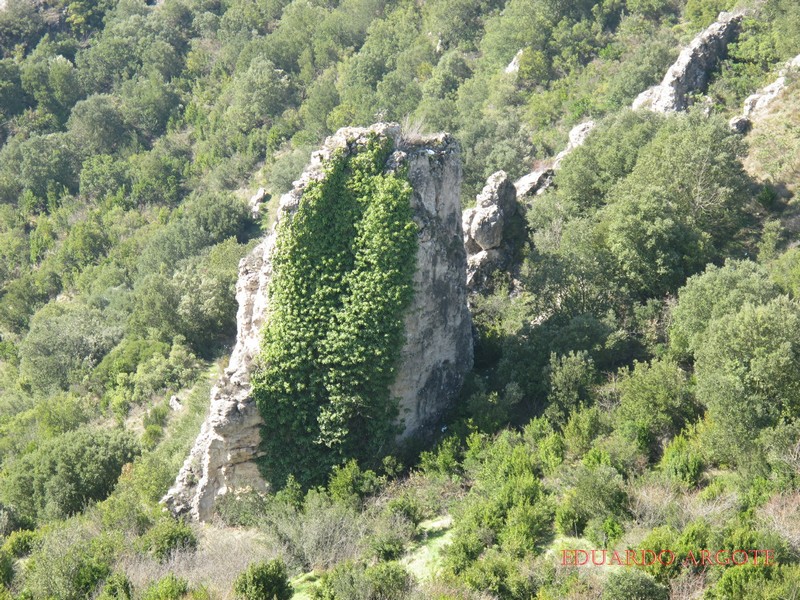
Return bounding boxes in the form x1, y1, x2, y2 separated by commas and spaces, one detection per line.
602, 186, 712, 298
555, 109, 664, 211
616, 359, 696, 458
0, 59, 26, 119
68, 94, 131, 156
669, 260, 779, 359
119, 75, 179, 143
19, 301, 121, 393
234, 559, 293, 600
1, 427, 139, 522
224, 57, 295, 135
695, 296, 800, 462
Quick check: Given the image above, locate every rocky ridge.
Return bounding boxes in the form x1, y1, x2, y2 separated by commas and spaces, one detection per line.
730, 54, 800, 133
164, 124, 473, 520
633, 11, 745, 113
463, 11, 750, 294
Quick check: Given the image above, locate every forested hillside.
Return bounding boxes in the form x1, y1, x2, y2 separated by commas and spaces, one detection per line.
1, 0, 800, 597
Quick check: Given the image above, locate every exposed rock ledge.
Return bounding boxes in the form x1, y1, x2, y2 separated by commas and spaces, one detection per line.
633, 11, 744, 113
470, 12, 747, 293
502, 10, 748, 229
730, 54, 800, 133
164, 124, 473, 520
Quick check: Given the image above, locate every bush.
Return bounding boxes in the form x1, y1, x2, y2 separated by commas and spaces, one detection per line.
660, 433, 704, 487
461, 550, 532, 599
97, 572, 133, 600
2, 528, 37, 557
0, 550, 11, 587
328, 460, 381, 509
602, 569, 668, 600
233, 558, 293, 600
366, 513, 415, 562
419, 435, 462, 478
313, 561, 411, 600
24, 526, 119, 600
384, 494, 424, 526
139, 518, 197, 561
1, 427, 140, 523
616, 358, 696, 459
141, 574, 188, 600
585, 515, 624, 549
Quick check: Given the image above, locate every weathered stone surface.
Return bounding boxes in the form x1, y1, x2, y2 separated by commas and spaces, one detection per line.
742, 54, 800, 118
463, 171, 525, 293
514, 168, 553, 199
505, 49, 523, 74
465, 171, 518, 253
248, 187, 267, 218
553, 121, 596, 168
511, 120, 595, 202
633, 11, 744, 113
728, 115, 751, 134
391, 133, 473, 437
164, 123, 473, 520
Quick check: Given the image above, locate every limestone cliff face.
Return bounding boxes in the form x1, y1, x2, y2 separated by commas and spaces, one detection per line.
633, 11, 744, 113
164, 124, 472, 520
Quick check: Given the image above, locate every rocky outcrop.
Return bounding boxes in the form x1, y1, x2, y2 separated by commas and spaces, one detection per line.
729, 54, 800, 132
633, 11, 744, 113
511, 120, 596, 203
744, 55, 800, 116
505, 50, 523, 74
248, 187, 267, 218
164, 124, 473, 520
514, 168, 552, 199
463, 171, 526, 293
467, 11, 754, 295
553, 120, 596, 168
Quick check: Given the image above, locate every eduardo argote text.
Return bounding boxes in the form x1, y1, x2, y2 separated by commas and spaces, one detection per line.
562, 548, 775, 567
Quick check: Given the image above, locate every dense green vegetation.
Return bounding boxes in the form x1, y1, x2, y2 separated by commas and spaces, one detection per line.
0, 0, 800, 596
253, 136, 417, 488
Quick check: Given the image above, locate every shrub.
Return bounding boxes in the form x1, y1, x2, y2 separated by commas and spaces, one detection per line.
461, 550, 532, 599
328, 460, 381, 509
1, 427, 140, 523
139, 518, 197, 561
660, 433, 704, 487
24, 526, 119, 600
313, 561, 411, 600
616, 358, 696, 459
366, 513, 415, 562
419, 435, 463, 478
2, 528, 37, 557
0, 550, 11, 587
300, 491, 362, 570
384, 494, 424, 526
141, 574, 189, 600
97, 572, 134, 600
554, 494, 585, 537
585, 515, 624, 549
497, 500, 554, 557
233, 559, 293, 600
602, 569, 668, 600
